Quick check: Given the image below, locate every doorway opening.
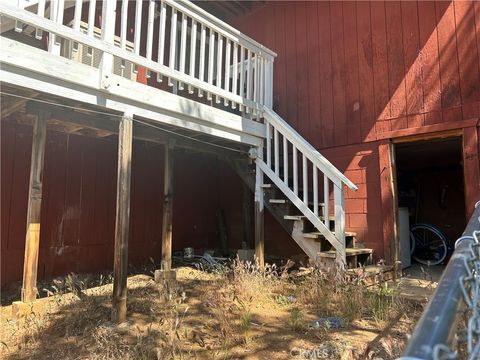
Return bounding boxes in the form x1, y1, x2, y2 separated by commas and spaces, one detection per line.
394, 136, 465, 278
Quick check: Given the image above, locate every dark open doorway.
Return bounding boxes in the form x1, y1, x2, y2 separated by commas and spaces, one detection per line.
394, 136, 466, 273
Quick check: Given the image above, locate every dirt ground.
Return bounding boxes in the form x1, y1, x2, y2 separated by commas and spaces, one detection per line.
0, 265, 426, 360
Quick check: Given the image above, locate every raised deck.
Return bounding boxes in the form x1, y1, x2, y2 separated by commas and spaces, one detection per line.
1, 0, 275, 146
1, 0, 358, 275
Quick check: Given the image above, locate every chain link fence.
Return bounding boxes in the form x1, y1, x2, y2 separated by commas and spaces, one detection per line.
400, 201, 480, 360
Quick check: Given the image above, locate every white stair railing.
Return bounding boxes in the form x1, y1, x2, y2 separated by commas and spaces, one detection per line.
256, 107, 358, 264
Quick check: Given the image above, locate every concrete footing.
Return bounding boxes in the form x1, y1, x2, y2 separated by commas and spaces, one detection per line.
11, 300, 45, 318
154, 269, 177, 282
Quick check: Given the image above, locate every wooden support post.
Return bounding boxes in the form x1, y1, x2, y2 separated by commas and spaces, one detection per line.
254, 147, 265, 269
21, 111, 48, 303
161, 140, 174, 271
242, 182, 253, 248
111, 114, 133, 323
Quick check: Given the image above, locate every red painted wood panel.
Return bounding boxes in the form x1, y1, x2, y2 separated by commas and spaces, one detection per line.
343, 1, 361, 145
436, 1, 462, 110
330, 2, 347, 146
284, 2, 299, 129
385, 1, 407, 122
418, 1, 442, 122
2, 1, 480, 285
454, 1, 480, 111
306, 1, 321, 148
356, 1, 376, 142
317, 1, 334, 148
402, 1, 424, 118
0, 122, 245, 286
371, 1, 390, 124
295, 2, 310, 139
223, 0, 479, 261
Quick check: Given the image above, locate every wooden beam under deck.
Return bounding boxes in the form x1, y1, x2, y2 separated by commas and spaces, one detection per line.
111, 114, 133, 323
19, 100, 251, 157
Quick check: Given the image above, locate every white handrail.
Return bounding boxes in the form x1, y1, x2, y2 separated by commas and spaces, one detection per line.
262, 107, 358, 190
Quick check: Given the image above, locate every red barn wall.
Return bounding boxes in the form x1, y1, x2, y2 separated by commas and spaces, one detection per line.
3, 0, 480, 287
1, 121, 238, 286
225, 0, 480, 258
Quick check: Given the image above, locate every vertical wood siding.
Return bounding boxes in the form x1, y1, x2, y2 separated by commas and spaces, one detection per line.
227, 0, 480, 258
229, 0, 479, 146
0, 122, 229, 286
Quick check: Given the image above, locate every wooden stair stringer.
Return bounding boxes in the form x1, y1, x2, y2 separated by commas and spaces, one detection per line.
227, 157, 320, 261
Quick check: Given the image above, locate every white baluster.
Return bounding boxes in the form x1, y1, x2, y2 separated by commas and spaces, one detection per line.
274, 129, 279, 176
198, 24, 206, 97
302, 155, 308, 205
48, 0, 63, 55
266, 120, 271, 169
324, 176, 329, 229
224, 39, 231, 106
156, 1, 166, 81
179, 12, 187, 90
146, 0, 155, 60
334, 184, 346, 265
120, 0, 128, 50
313, 167, 318, 216
188, 20, 197, 94
283, 136, 288, 185
207, 30, 215, 100
99, 0, 116, 89
216, 34, 223, 103
246, 50, 252, 113
253, 54, 258, 118
231, 43, 238, 109
87, 0, 96, 37
133, 0, 142, 56
293, 147, 298, 196
145, 0, 155, 79
239, 46, 245, 112
259, 57, 264, 106
265, 59, 274, 108
73, 0, 82, 30
35, 0, 46, 38
168, 8, 178, 86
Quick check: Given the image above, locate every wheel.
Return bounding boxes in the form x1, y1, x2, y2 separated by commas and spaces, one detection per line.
409, 223, 448, 266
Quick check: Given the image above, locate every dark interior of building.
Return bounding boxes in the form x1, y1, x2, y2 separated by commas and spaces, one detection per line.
396, 136, 466, 266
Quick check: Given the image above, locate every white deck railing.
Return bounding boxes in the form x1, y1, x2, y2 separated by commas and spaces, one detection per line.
1, 0, 275, 117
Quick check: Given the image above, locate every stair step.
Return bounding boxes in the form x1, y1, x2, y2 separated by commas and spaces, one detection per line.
303, 231, 357, 239
283, 213, 330, 221
318, 248, 373, 259
269, 199, 287, 204
261, 183, 272, 188
283, 215, 306, 221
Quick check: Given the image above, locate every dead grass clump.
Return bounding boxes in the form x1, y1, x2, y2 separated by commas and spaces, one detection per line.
229, 258, 282, 305
296, 267, 401, 325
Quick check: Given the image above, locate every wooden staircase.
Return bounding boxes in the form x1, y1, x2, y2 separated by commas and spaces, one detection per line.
229, 155, 374, 269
